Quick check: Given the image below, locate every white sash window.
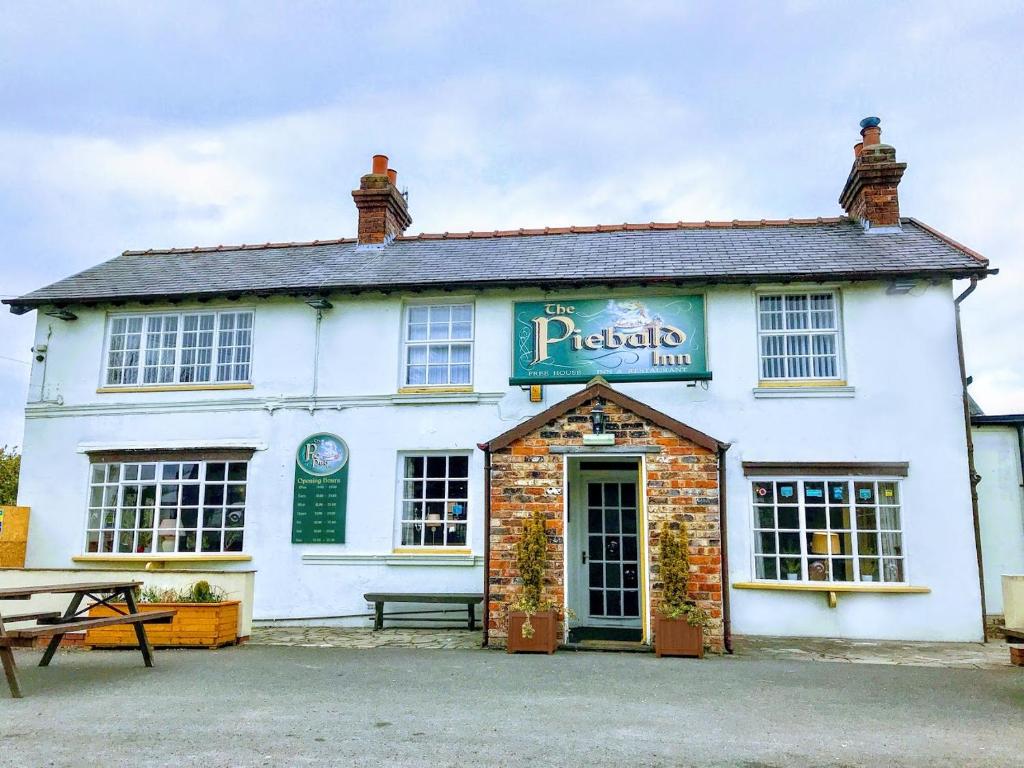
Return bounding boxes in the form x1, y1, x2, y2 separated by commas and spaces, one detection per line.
757, 291, 843, 381
103, 309, 254, 387
402, 303, 474, 387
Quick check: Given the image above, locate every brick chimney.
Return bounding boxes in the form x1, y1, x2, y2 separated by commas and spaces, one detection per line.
352, 154, 412, 245
839, 117, 907, 230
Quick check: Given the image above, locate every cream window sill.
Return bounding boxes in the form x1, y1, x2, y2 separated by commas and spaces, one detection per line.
73, 553, 251, 568
302, 551, 481, 567
97, 383, 254, 394
397, 386, 474, 395
753, 382, 855, 398
392, 547, 472, 556
732, 580, 930, 608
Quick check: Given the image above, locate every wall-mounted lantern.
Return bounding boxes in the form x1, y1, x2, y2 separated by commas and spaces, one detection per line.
590, 398, 607, 434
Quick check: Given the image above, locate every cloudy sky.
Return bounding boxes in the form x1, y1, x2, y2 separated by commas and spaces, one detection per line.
1, 1, 1021, 446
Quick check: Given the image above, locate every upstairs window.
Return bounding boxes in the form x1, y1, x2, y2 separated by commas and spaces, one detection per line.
104, 310, 253, 387
757, 292, 842, 381
402, 303, 473, 387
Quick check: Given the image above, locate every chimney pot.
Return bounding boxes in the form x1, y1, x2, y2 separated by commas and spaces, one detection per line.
387, 168, 397, 185
372, 154, 389, 175
853, 142, 863, 159
859, 116, 881, 146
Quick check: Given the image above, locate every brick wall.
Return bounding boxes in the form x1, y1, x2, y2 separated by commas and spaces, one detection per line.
487, 395, 724, 652
839, 144, 906, 228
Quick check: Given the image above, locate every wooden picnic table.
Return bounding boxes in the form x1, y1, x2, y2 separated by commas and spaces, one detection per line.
0, 580, 176, 698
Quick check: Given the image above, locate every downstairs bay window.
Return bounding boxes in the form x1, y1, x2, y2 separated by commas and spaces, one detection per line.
85, 456, 248, 555
750, 478, 905, 584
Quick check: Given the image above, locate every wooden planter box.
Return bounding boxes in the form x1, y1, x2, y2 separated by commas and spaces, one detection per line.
654, 615, 704, 658
86, 601, 240, 649
507, 610, 559, 654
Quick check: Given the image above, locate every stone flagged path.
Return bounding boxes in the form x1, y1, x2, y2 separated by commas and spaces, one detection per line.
251, 625, 482, 650
249, 625, 1018, 669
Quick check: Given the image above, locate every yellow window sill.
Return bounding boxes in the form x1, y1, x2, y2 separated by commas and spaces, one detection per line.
73, 553, 251, 570
732, 580, 930, 608
756, 380, 848, 389
397, 386, 474, 395
96, 383, 254, 394
391, 548, 472, 556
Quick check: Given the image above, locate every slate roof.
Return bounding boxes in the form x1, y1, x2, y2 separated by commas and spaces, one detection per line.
4, 216, 990, 313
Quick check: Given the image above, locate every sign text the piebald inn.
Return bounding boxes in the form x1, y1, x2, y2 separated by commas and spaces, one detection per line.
510, 297, 709, 384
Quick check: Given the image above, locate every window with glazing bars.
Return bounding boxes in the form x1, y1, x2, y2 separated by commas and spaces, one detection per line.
399, 454, 469, 547
104, 310, 253, 386
85, 460, 246, 555
757, 292, 841, 380
751, 478, 905, 583
402, 304, 473, 386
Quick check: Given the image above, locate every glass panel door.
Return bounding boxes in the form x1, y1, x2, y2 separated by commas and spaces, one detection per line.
586, 481, 640, 619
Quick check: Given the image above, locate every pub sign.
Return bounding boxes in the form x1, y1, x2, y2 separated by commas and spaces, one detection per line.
510, 297, 710, 384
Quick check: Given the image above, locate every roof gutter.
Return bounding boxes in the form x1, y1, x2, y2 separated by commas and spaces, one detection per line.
954, 277, 987, 640
3, 267, 996, 316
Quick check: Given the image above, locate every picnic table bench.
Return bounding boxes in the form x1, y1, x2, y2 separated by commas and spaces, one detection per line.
0, 581, 176, 698
363, 592, 484, 631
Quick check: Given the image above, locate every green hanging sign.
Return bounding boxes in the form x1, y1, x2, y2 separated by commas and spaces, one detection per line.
510, 296, 710, 384
292, 432, 349, 544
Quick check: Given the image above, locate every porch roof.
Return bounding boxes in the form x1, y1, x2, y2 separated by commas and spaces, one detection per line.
479, 379, 727, 453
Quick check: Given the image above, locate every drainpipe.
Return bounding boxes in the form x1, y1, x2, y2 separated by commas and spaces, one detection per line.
718, 444, 733, 654
310, 307, 323, 412
1018, 424, 1024, 505
954, 277, 987, 641
479, 443, 492, 648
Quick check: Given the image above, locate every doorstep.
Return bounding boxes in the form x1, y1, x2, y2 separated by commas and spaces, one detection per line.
562, 639, 652, 653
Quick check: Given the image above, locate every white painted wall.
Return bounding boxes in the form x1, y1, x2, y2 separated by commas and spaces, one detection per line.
15, 279, 985, 640
973, 424, 1024, 614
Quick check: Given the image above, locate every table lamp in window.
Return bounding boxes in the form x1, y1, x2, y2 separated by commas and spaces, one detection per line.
811, 532, 841, 556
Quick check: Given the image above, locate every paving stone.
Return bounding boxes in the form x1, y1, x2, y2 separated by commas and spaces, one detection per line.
733, 635, 1014, 670
249, 626, 1018, 669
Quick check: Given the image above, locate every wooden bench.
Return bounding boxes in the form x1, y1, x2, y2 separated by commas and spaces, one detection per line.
363, 592, 484, 631
1002, 626, 1024, 643
0, 581, 176, 698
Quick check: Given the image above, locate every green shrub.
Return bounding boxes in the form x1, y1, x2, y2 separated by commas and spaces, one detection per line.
139, 581, 226, 604
509, 511, 573, 638
515, 512, 548, 612
658, 522, 709, 627
0, 445, 20, 506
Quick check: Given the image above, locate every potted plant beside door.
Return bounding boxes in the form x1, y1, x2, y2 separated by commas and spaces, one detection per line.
654, 522, 709, 658
507, 512, 562, 654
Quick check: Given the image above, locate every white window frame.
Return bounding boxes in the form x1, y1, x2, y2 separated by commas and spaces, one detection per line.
748, 476, 908, 585
101, 308, 255, 387
84, 458, 248, 555
395, 451, 471, 548
755, 289, 845, 382
399, 300, 474, 389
